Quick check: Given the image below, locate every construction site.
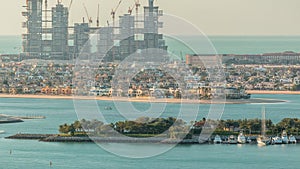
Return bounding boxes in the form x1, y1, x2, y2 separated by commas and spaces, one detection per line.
21, 0, 168, 61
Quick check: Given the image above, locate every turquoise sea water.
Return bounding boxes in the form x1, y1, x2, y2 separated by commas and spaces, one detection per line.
0, 36, 21, 54
166, 36, 300, 56
0, 94, 300, 168
1, 36, 300, 55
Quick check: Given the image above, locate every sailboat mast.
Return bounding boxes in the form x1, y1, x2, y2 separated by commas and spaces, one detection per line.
261, 106, 266, 136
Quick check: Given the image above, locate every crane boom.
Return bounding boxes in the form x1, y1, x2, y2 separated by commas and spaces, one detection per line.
114, 0, 122, 12
83, 3, 92, 24
111, 0, 123, 27
128, 0, 141, 16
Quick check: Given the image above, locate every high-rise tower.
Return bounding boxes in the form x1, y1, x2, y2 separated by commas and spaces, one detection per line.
22, 0, 43, 59
143, 0, 166, 49
51, 2, 69, 59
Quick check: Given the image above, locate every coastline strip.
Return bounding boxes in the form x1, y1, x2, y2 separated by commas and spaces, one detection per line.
246, 90, 300, 95
0, 94, 286, 104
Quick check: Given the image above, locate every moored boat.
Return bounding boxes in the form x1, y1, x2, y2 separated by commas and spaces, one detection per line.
289, 135, 297, 144
246, 137, 252, 143
272, 136, 283, 144
257, 106, 271, 146
257, 136, 271, 146
228, 135, 237, 144
0, 130, 5, 134
281, 130, 289, 144
213, 135, 222, 144
237, 132, 246, 144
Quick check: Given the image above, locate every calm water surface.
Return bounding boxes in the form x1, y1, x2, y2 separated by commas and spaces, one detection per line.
0, 94, 300, 168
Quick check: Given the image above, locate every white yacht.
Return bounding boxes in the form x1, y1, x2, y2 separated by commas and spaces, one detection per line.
213, 135, 222, 144
272, 136, 283, 144
289, 135, 297, 144
228, 135, 237, 144
281, 130, 289, 144
0, 130, 5, 134
237, 132, 246, 144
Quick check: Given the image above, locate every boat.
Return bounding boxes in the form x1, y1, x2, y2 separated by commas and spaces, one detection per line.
104, 106, 112, 110
246, 137, 252, 143
257, 106, 271, 146
237, 132, 246, 144
257, 136, 271, 146
228, 135, 237, 144
289, 135, 297, 144
272, 136, 283, 144
281, 130, 289, 144
0, 130, 5, 134
213, 135, 222, 144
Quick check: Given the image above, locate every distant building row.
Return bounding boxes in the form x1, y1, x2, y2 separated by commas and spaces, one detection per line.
186, 51, 300, 65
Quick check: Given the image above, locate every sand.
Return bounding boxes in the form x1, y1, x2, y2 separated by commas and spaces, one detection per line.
0, 94, 286, 104
246, 90, 300, 95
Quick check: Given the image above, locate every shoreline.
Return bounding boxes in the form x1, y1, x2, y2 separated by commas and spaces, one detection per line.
0, 94, 286, 104
246, 90, 300, 95
6, 134, 300, 144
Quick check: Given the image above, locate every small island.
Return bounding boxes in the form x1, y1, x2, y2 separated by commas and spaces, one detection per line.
6, 117, 300, 144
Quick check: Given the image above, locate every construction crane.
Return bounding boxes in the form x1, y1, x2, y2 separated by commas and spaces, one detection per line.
83, 3, 93, 25
111, 0, 122, 27
128, 0, 140, 16
96, 4, 100, 27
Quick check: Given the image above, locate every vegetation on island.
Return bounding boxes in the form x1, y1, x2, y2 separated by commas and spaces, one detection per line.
59, 117, 300, 139
59, 117, 189, 139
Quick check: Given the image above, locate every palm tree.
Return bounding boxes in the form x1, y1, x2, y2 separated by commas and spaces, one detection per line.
59, 123, 70, 134
73, 120, 82, 132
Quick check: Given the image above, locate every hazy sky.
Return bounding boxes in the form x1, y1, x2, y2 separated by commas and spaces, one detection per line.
0, 0, 300, 36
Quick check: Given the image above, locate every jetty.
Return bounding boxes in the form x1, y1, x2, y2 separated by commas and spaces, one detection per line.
16, 115, 46, 120
6, 134, 199, 144
6, 134, 55, 140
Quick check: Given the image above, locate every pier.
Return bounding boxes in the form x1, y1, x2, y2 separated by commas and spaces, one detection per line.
16, 115, 46, 119
5, 134, 55, 140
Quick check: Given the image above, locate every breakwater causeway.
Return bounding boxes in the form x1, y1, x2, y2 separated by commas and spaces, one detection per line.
6, 134, 300, 144
6, 134, 200, 144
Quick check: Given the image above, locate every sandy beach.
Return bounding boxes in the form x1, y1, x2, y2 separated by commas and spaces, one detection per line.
0, 93, 286, 104
246, 90, 300, 95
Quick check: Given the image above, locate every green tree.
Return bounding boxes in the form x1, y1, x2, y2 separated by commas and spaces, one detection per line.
59, 123, 70, 134
73, 120, 82, 132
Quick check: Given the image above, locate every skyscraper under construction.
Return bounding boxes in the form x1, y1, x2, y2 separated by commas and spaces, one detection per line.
21, 0, 167, 61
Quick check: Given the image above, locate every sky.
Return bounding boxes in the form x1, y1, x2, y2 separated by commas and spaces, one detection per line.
0, 0, 300, 36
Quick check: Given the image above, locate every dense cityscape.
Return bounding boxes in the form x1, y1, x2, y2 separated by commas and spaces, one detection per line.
1, 60, 300, 99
